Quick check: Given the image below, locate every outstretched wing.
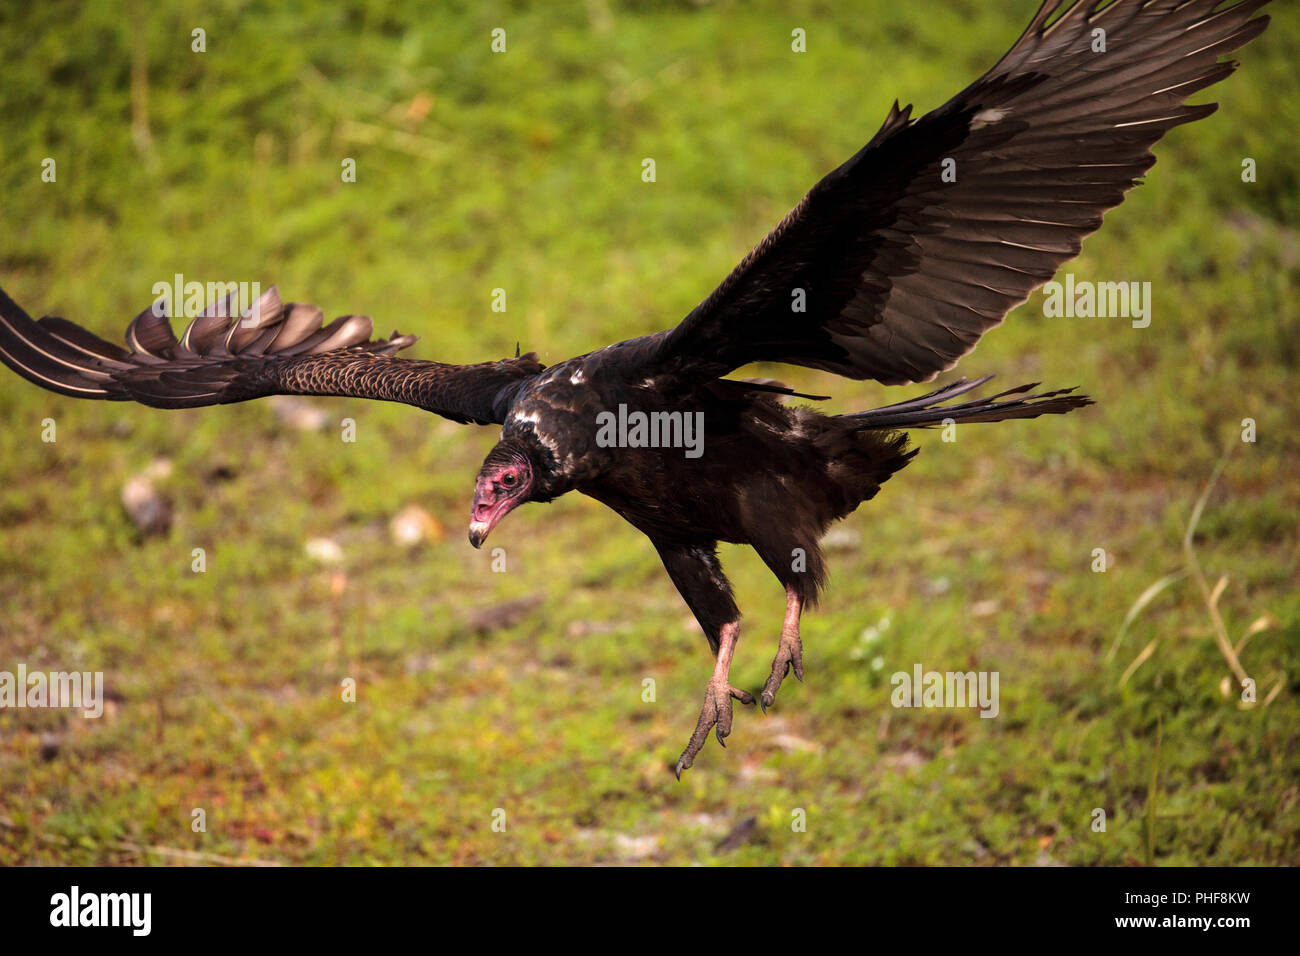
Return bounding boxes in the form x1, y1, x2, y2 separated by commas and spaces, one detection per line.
643, 0, 1270, 387
0, 285, 542, 425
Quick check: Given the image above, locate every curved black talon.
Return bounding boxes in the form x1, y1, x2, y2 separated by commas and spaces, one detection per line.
762, 636, 803, 711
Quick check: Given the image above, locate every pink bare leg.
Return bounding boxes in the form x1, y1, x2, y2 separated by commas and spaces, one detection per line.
675, 620, 755, 778
761, 587, 805, 711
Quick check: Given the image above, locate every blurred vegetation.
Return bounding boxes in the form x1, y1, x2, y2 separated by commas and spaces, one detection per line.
0, 0, 1296, 865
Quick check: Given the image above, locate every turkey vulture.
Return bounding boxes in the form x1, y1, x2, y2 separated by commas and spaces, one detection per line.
0, 0, 1270, 776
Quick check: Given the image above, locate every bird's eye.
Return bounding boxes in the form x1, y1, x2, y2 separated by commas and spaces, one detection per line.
501, 473, 517, 488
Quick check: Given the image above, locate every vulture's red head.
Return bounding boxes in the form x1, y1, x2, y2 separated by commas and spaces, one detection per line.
468, 438, 537, 548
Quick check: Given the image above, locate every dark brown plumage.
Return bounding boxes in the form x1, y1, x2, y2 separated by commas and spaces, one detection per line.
0, 0, 1269, 775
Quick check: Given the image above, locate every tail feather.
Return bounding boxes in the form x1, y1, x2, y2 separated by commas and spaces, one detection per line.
843, 376, 1093, 429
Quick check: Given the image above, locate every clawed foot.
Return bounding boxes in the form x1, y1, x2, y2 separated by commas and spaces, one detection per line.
760, 630, 804, 712
674, 680, 755, 779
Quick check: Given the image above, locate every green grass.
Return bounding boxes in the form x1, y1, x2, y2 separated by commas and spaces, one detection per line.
0, 0, 1296, 865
